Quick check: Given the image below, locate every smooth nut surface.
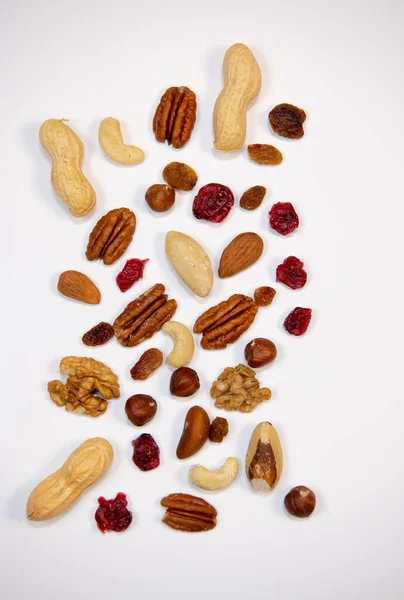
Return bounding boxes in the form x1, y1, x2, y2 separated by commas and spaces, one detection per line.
284, 486, 316, 518
170, 367, 200, 397
162, 321, 195, 368
145, 184, 175, 212
189, 457, 239, 491
244, 338, 277, 368
176, 405, 210, 459
125, 394, 157, 427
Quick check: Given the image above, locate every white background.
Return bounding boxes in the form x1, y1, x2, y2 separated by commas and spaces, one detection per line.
1, 0, 403, 598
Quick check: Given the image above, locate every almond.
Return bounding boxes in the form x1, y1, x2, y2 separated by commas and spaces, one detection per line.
218, 232, 263, 278
57, 270, 101, 304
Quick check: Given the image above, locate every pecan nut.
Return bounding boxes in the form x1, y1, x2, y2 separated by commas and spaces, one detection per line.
86, 207, 136, 265
160, 493, 217, 532
193, 294, 258, 350
153, 86, 197, 149
113, 283, 177, 347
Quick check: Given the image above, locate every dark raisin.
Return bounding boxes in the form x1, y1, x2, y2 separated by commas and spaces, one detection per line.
276, 256, 307, 290
116, 258, 149, 293
192, 183, 234, 223
240, 186, 267, 211
82, 322, 114, 346
209, 417, 229, 443
95, 493, 132, 533
132, 433, 160, 471
269, 202, 299, 236
284, 307, 312, 336
269, 103, 306, 139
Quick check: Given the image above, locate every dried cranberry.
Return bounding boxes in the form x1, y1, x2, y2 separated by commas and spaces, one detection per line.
284, 307, 312, 336
116, 258, 149, 292
269, 202, 299, 236
192, 183, 234, 223
95, 492, 132, 533
276, 256, 307, 290
132, 433, 160, 471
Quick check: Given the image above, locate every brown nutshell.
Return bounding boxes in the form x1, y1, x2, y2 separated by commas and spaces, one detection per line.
240, 186, 267, 211
162, 162, 198, 191
125, 394, 157, 427
284, 486, 316, 518
86, 207, 136, 265
153, 86, 197, 149
248, 144, 283, 165
244, 338, 277, 368
269, 103, 306, 139
170, 367, 200, 397
145, 184, 175, 213
130, 348, 163, 380
82, 322, 114, 346
254, 286, 276, 307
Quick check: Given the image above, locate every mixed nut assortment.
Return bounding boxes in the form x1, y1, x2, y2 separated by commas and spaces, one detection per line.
27, 42, 316, 534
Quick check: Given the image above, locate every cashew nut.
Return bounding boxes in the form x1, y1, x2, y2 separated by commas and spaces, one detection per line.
189, 457, 239, 491
162, 321, 194, 368
99, 117, 145, 165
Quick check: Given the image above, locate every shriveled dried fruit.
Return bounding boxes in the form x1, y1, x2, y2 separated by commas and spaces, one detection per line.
254, 286, 276, 307
130, 348, 163, 380
95, 493, 132, 533
82, 322, 114, 346
193, 183, 234, 223
209, 417, 229, 443
240, 185, 266, 211
162, 162, 198, 191
269, 202, 299, 236
116, 258, 149, 292
145, 184, 175, 212
248, 144, 283, 165
284, 307, 312, 336
276, 256, 307, 290
132, 433, 160, 471
269, 103, 306, 139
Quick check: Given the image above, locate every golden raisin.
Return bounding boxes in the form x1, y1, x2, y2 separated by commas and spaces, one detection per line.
248, 144, 283, 165
162, 162, 198, 191
209, 417, 229, 443
240, 185, 267, 211
254, 286, 276, 307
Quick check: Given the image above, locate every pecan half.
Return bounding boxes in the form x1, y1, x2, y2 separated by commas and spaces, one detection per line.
113, 283, 177, 347
153, 86, 197, 149
161, 493, 217, 532
86, 207, 136, 265
193, 294, 258, 350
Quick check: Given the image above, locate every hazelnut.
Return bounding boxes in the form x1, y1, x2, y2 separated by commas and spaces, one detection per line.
125, 394, 157, 427
244, 338, 277, 368
170, 367, 200, 397
284, 486, 316, 518
145, 184, 175, 212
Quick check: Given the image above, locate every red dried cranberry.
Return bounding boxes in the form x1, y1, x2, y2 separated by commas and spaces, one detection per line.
116, 258, 149, 292
95, 492, 132, 533
269, 202, 299, 236
284, 307, 312, 336
132, 433, 160, 471
192, 183, 234, 223
276, 256, 307, 290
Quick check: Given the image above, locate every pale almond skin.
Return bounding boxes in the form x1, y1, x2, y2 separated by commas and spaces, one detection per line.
39, 119, 96, 217
99, 117, 145, 165
26, 438, 113, 521
57, 270, 101, 304
219, 232, 264, 278
213, 43, 262, 152
165, 231, 213, 298
246, 422, 283, 492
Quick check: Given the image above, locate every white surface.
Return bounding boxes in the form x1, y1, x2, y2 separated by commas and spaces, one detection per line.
1, 0, 403, 598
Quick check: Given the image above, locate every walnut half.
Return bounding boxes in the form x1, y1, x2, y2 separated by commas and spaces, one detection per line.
210, 364, 271, 413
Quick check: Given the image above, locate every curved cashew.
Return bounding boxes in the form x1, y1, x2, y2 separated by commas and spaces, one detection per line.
189, 457, 239, 491
162, 321, 194, 368
99, 117, 145, 165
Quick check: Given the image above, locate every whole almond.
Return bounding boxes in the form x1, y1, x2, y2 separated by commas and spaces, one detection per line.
57, 270, 101, 304
218, 232, 263, 278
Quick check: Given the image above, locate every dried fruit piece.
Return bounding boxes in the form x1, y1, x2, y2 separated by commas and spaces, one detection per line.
161, 493, 217, 532
57, 270, 101, 305
254, 286, 276, 307
269, 103, 306, 139
132, 433, 160, 471
210, 364, 271, 413
284, 307, 312, 336
130, 349, 163, 380
145, 184, 175, 212
125, 394, 157, 426
269, 202, 299, 236
218, 232, 263, 278
193, 183, 234, 223
95, 493, 132, 533
162, 162, 198, 191
248, 144, 283, 165
209, 417, 229, 443
153, 86, 197, 149
86, 207, 136, 265
116, 258, 149, 293
276, 256, 307, 290
82, 322, 114, 346
240, 185, 266, 211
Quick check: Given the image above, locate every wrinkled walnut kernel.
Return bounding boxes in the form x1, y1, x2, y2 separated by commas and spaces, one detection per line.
240, 186, 267, 211
210, 364, 271, 413
163, 162, 198, 191
209, 417, 229, 443
82, 322, 114, 347
248, 144, 283, 165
